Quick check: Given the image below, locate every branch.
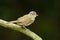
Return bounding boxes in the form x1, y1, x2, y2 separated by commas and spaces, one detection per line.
0, 19, 42, 40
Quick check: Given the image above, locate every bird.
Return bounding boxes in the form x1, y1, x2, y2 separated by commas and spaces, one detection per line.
9, 11, 38, 28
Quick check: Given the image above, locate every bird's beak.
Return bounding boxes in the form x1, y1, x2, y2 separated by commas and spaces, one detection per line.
36, 14, 38, 16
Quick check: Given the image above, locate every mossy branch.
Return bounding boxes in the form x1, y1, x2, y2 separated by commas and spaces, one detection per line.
0, 19, 42, 40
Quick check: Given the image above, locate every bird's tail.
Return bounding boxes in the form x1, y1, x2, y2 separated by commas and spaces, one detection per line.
9, 20, 17, 24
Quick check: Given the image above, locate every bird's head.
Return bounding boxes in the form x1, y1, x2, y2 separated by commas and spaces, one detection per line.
28, 11, 38, 17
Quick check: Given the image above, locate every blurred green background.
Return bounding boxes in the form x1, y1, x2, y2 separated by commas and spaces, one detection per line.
0, 0, 60, 40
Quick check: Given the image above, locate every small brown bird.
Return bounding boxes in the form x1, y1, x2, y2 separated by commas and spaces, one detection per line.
10, 11, 38, 27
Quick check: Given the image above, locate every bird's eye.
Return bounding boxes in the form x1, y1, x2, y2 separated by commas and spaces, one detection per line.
29, 11, 37, 15
30, 12, 36, 15
31, 13, 35, 15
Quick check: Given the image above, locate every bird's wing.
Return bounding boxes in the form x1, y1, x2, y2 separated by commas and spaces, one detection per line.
17, 15, 29, 23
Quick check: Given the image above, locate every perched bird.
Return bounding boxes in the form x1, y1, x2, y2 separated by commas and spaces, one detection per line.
10, 11, 38, 27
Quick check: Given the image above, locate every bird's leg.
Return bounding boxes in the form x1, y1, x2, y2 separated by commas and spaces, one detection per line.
19, 25, 27, 30
16, 23, 27, 30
